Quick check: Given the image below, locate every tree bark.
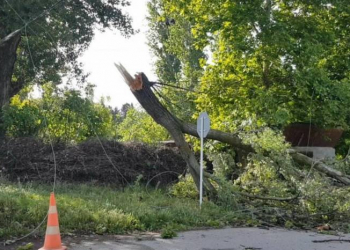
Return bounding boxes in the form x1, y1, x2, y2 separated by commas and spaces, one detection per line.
115, 64, 217, 196
289, 150, 350, 185
182, 123, 253, 153
115, 65, 350, 186
0, 30, 22, 108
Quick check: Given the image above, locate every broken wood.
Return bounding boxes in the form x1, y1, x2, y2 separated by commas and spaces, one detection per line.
289, 150, 350, 185
313, 239, 350, 243
115, 64, 217, 196
239, 191, 298, 202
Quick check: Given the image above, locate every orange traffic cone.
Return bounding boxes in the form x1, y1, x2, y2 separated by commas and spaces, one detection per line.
39, 193, 67, 250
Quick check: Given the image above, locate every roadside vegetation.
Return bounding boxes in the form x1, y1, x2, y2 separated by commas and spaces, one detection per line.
0, 181, 243, 241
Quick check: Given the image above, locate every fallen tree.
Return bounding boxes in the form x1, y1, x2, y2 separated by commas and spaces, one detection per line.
115, 64, 350, 195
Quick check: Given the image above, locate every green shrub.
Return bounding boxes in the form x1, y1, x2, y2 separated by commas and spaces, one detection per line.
171, 176, 197, 199
161, 225, 178, 239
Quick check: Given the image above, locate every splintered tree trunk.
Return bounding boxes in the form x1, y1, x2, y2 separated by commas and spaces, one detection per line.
0, 30, 22, 108
115, 64, 350, 187
115, 64, 217, 196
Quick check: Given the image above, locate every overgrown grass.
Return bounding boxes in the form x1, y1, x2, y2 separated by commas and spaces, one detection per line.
0, 181, 244, 240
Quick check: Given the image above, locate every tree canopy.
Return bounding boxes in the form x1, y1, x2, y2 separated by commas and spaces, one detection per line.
159, 0, 350, 130
0, 0, 134, 90
147, 0, 205, 121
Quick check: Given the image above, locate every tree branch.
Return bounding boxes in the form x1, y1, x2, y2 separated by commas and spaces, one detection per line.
313, 239, 350, 243
289, 150, 350, 185
205, 172, 299, 202
239, 191, 299, 202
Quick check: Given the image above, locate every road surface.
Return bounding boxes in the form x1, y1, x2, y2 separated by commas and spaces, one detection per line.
68, 227, 350, 250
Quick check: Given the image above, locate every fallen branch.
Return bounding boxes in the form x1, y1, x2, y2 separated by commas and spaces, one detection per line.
313, 239, 350, 243
205, 172, 299, 202
239, 192, 299, 202
184, 124, 350, 185
289, 150, 350, 185
182, 123, 254, 153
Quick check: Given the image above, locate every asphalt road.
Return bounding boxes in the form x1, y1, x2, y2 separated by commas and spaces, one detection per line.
69, 227, 350, 250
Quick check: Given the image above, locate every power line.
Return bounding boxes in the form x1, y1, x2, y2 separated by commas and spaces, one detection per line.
4, 0, 65, 31
4, 0, 26, 24
23, 0, 65, 28
84, 106, 130, 186
154, 81, 202, 93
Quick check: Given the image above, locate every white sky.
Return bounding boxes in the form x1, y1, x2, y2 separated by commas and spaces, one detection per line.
79, 0, 156, 109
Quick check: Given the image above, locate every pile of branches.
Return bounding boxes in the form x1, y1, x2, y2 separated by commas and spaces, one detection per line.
0, 137, 187, 186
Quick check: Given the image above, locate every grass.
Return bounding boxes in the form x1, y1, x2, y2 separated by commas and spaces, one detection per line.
0, 181, 244, 240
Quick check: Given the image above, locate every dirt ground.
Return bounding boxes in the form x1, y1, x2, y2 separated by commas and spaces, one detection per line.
6, 227, 350, 250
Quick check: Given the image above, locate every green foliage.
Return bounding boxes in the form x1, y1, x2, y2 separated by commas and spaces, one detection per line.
117, 108, 169, 144
2, 95, 42, 137
171, 176, 198, 199
284, 221, 294, 229
2, 83, 116, 143
207, 148, 236, 179
300, 176, 350, 215
17, 243, 34, 250
161, 225, 178, 239
234, 129, 350, 229
237, 156, 294, 198
147, 0, 205, 121
0, 0, 134, 88
324, 152, 350, 175
163, 0, 350, 129
234, 129, 297, 199
240, 128, 290, 154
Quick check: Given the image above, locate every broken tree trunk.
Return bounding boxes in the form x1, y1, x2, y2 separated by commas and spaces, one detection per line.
0, 30, 22, 108
115, 65, 350, 187
115, 64, 217, 197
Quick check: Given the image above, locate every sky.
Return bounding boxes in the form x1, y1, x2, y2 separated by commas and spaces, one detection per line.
79, 0, 156, 109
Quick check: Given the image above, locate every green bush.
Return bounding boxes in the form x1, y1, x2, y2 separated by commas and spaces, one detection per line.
171, 176, 198, 199
161, 225, 178, 239
117, 108, 169, 144
1, 83, 116, 143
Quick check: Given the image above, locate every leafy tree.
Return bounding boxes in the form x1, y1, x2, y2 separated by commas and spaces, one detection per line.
2, 83, 116, 143
147, 0, 205, 121
147, 0, 181, 84
117, 107, 169, 144
163, 0, 350, 130
0, 0, 134, 107
1, 94, 42, 137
